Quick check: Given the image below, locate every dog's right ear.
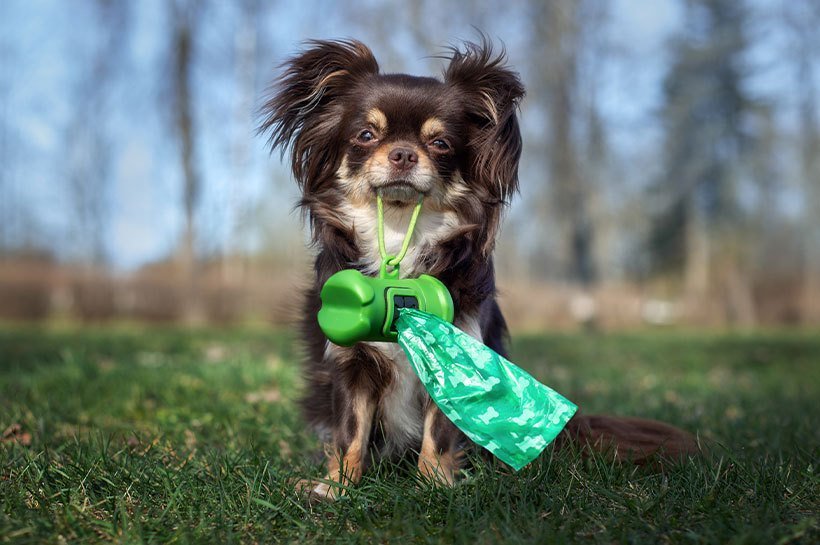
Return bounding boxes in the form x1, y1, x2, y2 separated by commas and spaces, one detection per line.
258, 40, 379, 191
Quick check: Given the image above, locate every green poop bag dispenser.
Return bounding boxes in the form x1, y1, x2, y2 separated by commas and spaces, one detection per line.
318, 195, 454, 346
319, 269, 453, 345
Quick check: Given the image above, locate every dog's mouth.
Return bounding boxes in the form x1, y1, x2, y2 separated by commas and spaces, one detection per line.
373, 181, 425, 204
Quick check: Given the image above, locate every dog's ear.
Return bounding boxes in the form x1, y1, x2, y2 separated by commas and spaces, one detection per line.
259, 40, 379, 192
444, 39, 524, 204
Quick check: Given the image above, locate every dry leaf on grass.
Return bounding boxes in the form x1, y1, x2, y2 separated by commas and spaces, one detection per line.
203, 343, 228, 362
2, 423, 32, 446
245, 388, 282, 404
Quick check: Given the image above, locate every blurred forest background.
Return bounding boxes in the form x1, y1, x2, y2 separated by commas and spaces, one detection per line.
1, 0, 818, 330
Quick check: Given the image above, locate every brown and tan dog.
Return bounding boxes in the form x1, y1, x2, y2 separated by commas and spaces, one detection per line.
259, 38, 698, 500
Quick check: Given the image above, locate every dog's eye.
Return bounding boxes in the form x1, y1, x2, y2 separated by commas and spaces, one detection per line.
357, 130, 376, 144
430, 139, 450, 151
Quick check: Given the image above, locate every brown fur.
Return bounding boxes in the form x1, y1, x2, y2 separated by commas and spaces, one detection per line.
260, 38, 699, 501
558, 413, 700, 464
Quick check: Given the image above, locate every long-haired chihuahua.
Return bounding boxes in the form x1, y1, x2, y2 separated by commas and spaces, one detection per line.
260, 38, 698, 500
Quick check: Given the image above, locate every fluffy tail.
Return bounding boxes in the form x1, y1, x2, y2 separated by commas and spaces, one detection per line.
556, 413, 701, 464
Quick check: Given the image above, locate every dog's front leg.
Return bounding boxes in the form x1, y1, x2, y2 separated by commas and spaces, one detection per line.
418, 401, 463, 485
306, 389, 376, 501
416, 311, 483, 485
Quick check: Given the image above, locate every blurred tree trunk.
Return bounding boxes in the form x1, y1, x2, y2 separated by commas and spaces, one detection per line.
683, 201, 710, 297
61, 0, 130, 320
66, 0, 129, 268
222, 0, 259, 286
532, 1, 598, 287
169, 0, 203, 323
0, 42, 10, 255
653, 0, 756, 326
580, 1, 610, 283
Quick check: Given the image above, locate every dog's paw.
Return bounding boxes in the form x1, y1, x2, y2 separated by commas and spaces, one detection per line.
293, 477, 343, 503
416, 462, 456, 488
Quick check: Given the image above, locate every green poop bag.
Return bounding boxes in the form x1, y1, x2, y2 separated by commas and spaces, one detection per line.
395, 308, 578, 471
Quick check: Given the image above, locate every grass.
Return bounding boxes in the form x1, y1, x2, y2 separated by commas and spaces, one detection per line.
0, 325, 818, 544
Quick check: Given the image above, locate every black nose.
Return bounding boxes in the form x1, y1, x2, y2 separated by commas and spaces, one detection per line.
388, 147, 418, 171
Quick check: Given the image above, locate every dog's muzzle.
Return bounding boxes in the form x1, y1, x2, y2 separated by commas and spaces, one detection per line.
373, 181, 425, 204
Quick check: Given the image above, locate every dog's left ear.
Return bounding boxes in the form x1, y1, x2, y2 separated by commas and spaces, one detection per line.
445, 39, 525, 204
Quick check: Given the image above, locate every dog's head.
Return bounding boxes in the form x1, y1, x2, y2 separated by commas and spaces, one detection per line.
260, 38, 524, 216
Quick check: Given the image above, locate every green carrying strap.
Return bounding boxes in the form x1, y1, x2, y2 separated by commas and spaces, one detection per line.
377, 193, 424, 279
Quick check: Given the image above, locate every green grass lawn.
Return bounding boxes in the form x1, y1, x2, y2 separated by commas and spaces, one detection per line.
1, 326, 818, 544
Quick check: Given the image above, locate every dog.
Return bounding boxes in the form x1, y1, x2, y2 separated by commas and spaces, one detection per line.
260, 38, 698, 500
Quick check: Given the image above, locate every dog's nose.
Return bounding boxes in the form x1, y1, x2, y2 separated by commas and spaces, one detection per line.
388, 147, 418, 171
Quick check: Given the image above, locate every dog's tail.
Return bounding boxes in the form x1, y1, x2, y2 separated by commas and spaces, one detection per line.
556, 413, 701, 464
